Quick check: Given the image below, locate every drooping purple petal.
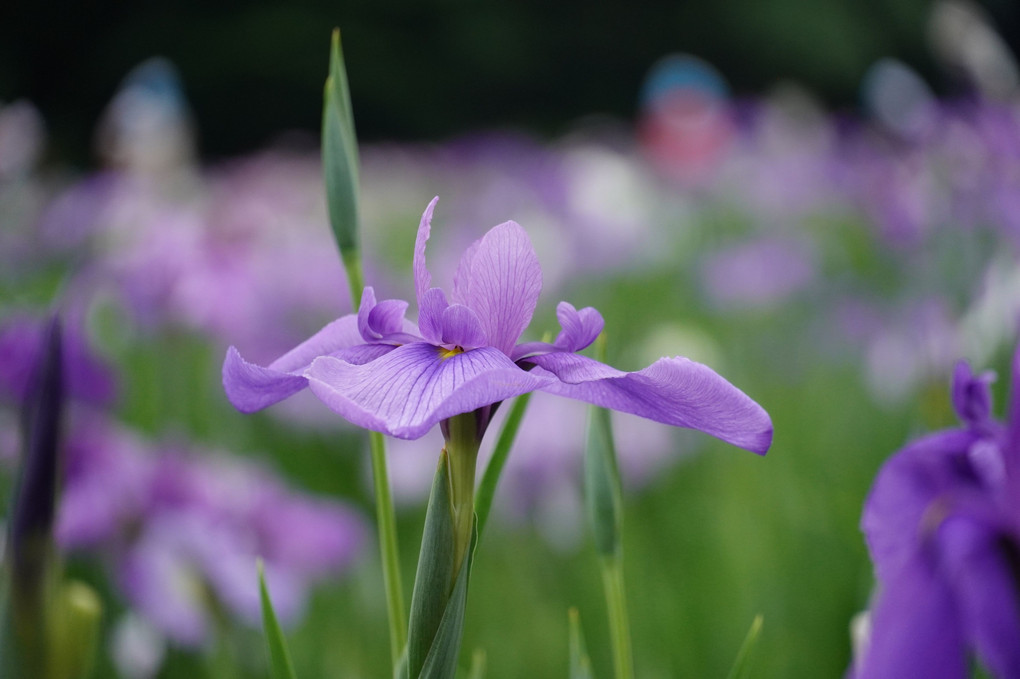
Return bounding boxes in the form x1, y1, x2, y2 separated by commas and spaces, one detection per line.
305, 343, 551, 439
938, 516, 1020, 679
223, 315, 367, 413
449, 220, 542, 356
414, 196, 439, 306
552, 302, 604, 353
525, 352, 772, 454
855, 553, 967, 679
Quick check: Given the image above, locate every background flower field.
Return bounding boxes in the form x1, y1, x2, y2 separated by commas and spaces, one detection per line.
2, 1, 1019, 677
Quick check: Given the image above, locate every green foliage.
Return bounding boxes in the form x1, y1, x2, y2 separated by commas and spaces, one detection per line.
568, 608, 594, 679
259, 560, 298, 679
406, 452, 477, 679
584, 403, 622, 558
322, 28, 361, 272
725, 615, 763, 679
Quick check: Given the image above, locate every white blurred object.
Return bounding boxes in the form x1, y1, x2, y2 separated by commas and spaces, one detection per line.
959, 254, 1020, 365
929, 0, 1020, 99
848, 609, 872, 678
861, 59, 938, 140
110, 613, 166, 679
0, 100, 46, 178
95, 57, 197, 176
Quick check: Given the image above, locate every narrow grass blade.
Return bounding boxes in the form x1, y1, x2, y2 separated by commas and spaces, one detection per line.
725, 615, 763, 679
568, 608, 594, 679
258, 560, 298, 679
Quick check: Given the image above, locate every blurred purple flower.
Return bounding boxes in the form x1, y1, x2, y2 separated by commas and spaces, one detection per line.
853, 354, 1020, 678
224, 197, 772, 454
0, 314, 116, 406
699, 237, 816, 310
54, 419, 367, 647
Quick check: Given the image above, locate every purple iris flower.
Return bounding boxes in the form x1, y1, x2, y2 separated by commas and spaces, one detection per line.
853, 354, 1020, 678
223, 197, 772, 454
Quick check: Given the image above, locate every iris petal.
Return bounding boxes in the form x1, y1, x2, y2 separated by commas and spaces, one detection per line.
305, 343, 550, 439
224, 315, 381, 413
450, 220, 542, 356
525, 352, 772, 454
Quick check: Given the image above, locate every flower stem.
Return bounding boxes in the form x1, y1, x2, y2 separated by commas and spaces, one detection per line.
343, 255, 407, 669
600, 554, 634, 679
443, 414, 481, 576
369, 429, 407, 668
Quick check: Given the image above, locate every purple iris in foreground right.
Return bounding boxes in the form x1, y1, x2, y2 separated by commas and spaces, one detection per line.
222, 197, 772, 455
853, 352, 1020, 679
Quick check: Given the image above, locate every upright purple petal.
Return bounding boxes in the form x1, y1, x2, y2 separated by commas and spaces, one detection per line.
414, 196, 440, 307
526, 352, 772, 454
305, 344, 551, 439
369, 299, 411, 338
356, 286, 380, 340
951, 361, 994, 430
552, 302, 604, 353
450, 220, 542, 356
358, 286, 411, 342
860, 429, 980, 584
417, 287, 449, 346
440, 304, 487, 349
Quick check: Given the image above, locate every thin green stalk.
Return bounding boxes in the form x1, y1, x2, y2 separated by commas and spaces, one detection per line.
600, 555, 634, 679
443, 413, 481, 576
344, 250, 406, 668
369, 429, 406, 668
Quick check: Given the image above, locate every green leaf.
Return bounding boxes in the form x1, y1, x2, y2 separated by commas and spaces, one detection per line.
258, 559, 298, 679
465, 649, 486, 679
584, 403, 622, 557
474, 393, 531, 541
568, 608, 594, 679
322, 28, 361, 265
407, 451, 457, 678
418, 523, 476, 678
725, 615, 763, 679
48, 580, 102, 679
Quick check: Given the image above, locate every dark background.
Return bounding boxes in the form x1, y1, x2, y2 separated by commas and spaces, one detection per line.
2, 0, 1018, 166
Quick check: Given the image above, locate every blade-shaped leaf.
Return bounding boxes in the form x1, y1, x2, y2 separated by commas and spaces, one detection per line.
725, 615, 763, 679
584, 402, 622, 558
258, 560, 298, 679
49, 580, 102, 679
417, 523, 477, 678
474, 393, 531, 541
407, 451, 457, 678
568, 608, 594, 679
322, 28, 361, 262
